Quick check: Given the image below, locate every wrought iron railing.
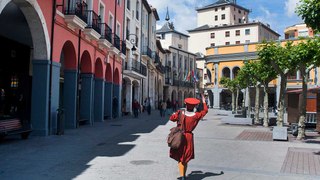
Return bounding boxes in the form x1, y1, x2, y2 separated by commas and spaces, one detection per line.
113, 34, 121, 50
121, 40, 126, 55
124, 60, 147, 76
64, 0, 88, 23
99, 23, 112, 42
142, 46, 152, 59
86, 10, 101, 33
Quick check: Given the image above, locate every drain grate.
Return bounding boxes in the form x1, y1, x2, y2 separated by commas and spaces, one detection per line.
130, 160, 154, 165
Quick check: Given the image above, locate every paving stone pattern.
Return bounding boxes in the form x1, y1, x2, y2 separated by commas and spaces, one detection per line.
281, 147, 320, 176
235, 130, 273, 141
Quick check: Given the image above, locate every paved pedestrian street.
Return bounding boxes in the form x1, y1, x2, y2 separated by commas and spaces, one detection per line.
1, 109, 320, 180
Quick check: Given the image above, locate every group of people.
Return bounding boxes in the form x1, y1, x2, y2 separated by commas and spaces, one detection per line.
159, 99, 179, 117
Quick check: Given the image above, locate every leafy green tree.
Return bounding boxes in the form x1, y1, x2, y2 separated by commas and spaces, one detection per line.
296, 0, 320, 33
258, 41, 296, 127
220, 77, 238, 113
291, 38, 320, 139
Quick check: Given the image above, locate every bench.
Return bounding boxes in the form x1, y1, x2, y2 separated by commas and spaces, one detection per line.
0, 119, 32, 140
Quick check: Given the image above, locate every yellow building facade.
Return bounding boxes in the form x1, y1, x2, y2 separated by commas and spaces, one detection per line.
204, 40, 318, 109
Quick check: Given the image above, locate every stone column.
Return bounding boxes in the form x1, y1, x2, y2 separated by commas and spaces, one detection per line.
94, 78, 105, 122
63, 69, 77, 129
50, 61, 61, 135
80, 73, 94, 125
104, 81, 112, 118
31, 60, 50, 136
125, 81, 133, 114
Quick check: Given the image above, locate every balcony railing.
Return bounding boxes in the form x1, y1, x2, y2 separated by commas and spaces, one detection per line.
99, 23, 112, 42
124, 60, 147, 76
64, 0, 88, 23
86, 10, 101, 33
172, 79, 195, 88
156, 62, 166, 74
121, 40, 126, 55
142, 46, 152, 59
113, 34, 121, 50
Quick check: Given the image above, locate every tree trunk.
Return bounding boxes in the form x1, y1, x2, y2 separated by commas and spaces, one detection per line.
236, 88, 239, 113
277, 75, 287, 127
297, 69, 307, 140
263, 84, 269, 127
254, 84, 260, 124
248, 87, 251, 118
232, 91, 235, 113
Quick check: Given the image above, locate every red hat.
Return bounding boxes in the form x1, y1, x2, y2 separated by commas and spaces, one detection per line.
184, 98, 200, 109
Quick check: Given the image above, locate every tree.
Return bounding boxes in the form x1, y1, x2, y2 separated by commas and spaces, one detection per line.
220, 77, 238, 113
296, 0, 320, 33
258, 41, 296, 127
291, 38, 320, 139
256, 61, 277, 127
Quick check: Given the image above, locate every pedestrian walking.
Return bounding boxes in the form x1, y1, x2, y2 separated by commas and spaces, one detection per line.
146, 97, 152, 115
169, 94, 208, 180
161, 100, 167, 117
132, 99, 140, 118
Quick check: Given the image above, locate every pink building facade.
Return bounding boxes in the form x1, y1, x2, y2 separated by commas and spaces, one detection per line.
0, 0, 126, 136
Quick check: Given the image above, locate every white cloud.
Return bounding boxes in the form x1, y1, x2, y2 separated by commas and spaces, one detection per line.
284, 0, 300, 17
148, 0, 212, 33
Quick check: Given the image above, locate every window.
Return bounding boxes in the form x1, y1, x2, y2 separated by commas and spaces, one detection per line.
245, 29, 250, 35
236, 30, 240, 36
221, 14, 225, 20
221, 6, 225, 10
136, 1, 139, 20
225, 31, 230, 37
210, 33, 215, 39
238, 10, 241, 14
126, 0, 130, 10
225, 42, 230, 45
215, 8, 218, 11
236, 41, 240, 44
109, 14, 114, 30
210, 43, 215, 47
234, 15, 235, 20
116, 23, 120, 36
215, 15, 218, 21
238, 18, 241, 23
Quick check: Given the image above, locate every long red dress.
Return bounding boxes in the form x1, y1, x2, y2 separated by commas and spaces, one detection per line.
169, 103, 208, 163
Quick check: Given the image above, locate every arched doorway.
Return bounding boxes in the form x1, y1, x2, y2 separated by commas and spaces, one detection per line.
132, 80, 140, 105
0, 1, 50, 135
171, 90, 177, 102
59, 41, 77, 129
79, 50, 93, 125
94, 58, 104, 122
122, 77, 131, 115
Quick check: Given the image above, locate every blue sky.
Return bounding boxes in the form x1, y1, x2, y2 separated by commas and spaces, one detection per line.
148, 0, 303, 39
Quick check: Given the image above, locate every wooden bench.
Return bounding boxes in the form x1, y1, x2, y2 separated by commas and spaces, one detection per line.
0, 119, 32, 140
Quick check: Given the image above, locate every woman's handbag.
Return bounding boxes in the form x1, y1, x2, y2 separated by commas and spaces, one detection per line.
167, 110, 185, 149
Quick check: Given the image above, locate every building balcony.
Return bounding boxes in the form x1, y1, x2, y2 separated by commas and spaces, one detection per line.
97, 23, 112, 49
141, 46, 152, 61
64, 0, 88, 30
123, 60, 147, 79
83, 10, 101, 40
155, 62, 166, 74
109, 34, 121, 56
172, 79, 195, 88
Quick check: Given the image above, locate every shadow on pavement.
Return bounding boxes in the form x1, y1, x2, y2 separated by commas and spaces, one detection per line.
187, 170, 224, 180
0, 110, 169, 180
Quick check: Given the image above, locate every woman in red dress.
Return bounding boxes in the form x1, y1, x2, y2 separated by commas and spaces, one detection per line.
169, 94, 208, 179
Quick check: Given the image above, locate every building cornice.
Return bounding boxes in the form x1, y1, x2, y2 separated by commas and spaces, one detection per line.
205, 52, 258, 63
